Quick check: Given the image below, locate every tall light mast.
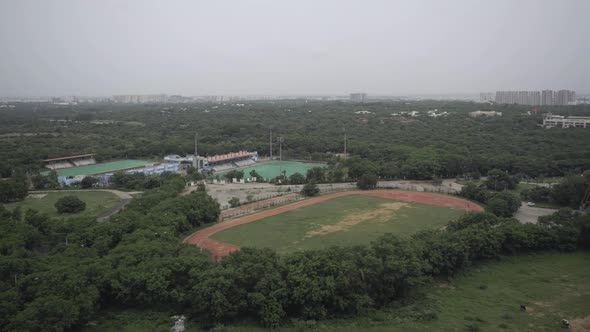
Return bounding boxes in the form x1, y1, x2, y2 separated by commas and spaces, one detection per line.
343, 127, 347, 158
269, 127, 273, 160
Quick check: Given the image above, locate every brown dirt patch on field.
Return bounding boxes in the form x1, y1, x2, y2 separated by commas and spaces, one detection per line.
304, 202, 408, 238
571, 316, 590, 332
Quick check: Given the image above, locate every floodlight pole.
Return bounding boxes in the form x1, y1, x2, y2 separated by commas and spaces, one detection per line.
343, 127, 347, 158
269, 127, 273, 160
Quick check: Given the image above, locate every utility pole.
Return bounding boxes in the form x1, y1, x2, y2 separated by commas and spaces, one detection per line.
269, 127, 273, 160
195, 131, 199, 158
581, 183, 590, 210
343, 127, 347, 158
194, 132, 199, 169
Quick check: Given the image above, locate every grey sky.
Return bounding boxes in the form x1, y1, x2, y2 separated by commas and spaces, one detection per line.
1, 0, 589, 96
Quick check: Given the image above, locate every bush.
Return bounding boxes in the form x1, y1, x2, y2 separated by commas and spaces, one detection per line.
288, 172, 305, 185
80, 176, 97, 189
357, 173, 378, 190
484, 169, 518, 191
520, 186, 551, 202
228, 197, 240, 208
459, 183, 488, 203
486, 192, 520, 217
301, 182, 320, 197
55, 195, 86, 214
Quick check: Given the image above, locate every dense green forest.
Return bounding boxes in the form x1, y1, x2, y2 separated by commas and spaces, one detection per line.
1, 100, 589, 179
1, 171, 589, 331
1, 100, 590, 330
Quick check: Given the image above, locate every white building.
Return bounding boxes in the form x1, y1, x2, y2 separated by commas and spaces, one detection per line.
543, 114, 590, 128
469, 110, 502, 117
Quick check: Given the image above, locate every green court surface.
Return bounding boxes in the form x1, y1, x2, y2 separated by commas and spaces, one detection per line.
5, 191, 121, 218
217, 160, 324, 179
211, 195, 465, 254
43, 160, 155, 177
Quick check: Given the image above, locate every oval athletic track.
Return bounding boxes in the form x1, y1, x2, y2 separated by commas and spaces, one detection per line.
183, 190, 484, 259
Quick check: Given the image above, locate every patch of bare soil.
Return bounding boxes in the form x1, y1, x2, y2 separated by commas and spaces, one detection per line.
571, 316, 590, 332
304, 202, 409, 238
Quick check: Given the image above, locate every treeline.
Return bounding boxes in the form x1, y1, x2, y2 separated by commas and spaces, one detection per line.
0, 173, 28, 203
1, 172, 589, 330
0, 173, 219, 331
460, 171, 590, 213
1, 101, 589, 180
189, 211, 589, 328
521, 173, 590, 209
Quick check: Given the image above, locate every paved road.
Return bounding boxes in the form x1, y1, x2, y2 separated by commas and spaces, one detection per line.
513, 203, 557, 224
30, 189, 138, 222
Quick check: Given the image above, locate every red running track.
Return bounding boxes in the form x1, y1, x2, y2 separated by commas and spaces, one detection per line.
183, 190, 483, 259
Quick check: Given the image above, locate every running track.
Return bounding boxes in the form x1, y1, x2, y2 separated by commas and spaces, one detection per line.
183, 190, 483, 259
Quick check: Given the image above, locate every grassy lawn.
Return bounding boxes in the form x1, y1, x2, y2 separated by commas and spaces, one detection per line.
211, 195, 466, 254
5, 191, 121, 218
82, 251, 590, 332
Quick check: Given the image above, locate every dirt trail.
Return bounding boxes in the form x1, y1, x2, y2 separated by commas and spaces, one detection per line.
304, 202, 408, 238
184, 190, 483, 259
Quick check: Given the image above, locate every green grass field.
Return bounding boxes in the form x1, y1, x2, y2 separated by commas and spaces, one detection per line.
211, 195, 466, 254
82, 251, 590, 332
5, 191, 121, 218
217, 160, 323, 180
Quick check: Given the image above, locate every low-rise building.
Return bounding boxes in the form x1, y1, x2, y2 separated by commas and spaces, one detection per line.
543, 114, 590, 128
469, 110, 502, 117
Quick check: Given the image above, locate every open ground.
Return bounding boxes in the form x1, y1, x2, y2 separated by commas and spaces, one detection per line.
5, 190, 123, 219
184, 190, 483, 258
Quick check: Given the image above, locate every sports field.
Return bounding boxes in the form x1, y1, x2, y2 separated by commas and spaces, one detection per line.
217, 160, 323, 179
5, 191, 121, 218
211, 194, 466, 254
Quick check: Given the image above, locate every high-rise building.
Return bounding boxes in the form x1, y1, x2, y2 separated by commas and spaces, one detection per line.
495, 90, 574, 106
542, 90, 554, 105
480, 92, 494, 102
349, 93, 367, 103
555, 90, 576, 105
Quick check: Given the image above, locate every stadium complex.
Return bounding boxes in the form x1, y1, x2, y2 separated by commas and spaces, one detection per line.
43, 150, 260, 186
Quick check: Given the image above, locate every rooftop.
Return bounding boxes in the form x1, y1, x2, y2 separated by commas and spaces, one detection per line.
43, 153, 96, 162
43, 160, 155, 177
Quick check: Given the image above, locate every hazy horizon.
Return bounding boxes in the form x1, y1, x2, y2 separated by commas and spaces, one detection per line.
1, 0, 589, 97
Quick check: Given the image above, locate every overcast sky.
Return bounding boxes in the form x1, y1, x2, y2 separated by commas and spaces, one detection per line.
1, 0, 589, 96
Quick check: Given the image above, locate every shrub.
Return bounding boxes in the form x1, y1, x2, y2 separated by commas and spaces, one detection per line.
486, 192, 520, 217
228, 197, 240, 208
80, 176, 97, 189
357, 173, 378, 190
55, 195, 86, 214
301, 182, 320, 197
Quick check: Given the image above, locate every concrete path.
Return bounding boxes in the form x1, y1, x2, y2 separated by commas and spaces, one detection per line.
513, 203, 557, 224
